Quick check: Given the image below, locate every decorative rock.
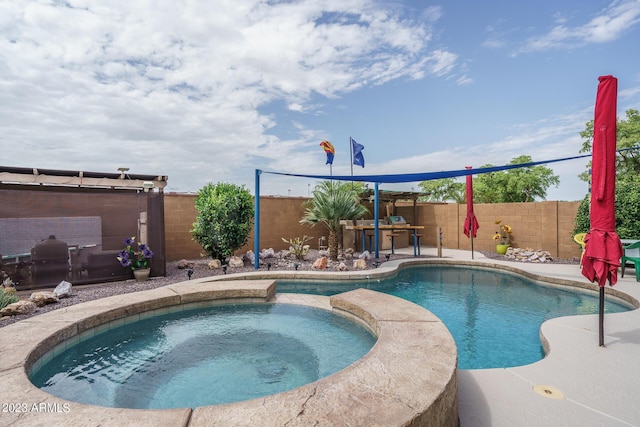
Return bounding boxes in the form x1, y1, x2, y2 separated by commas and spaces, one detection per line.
359, 250, 371, 260
177, 259, 194, 269
245, 251, 255, 264
312, 256, 328, 269
337, 262, 348, 271
228, 256, 244, 268
353, 259, 367, 270
260, 248, 276, 259
318, 250, 330, 258
0, 300, 37, 317
506, 247, 553, 263
29, 291, 59, 307
53, 281, 72, 298
344, 248, 354, 256
278, 250, 291, 259
2, 272, 14, 287
208, 259, 222, 269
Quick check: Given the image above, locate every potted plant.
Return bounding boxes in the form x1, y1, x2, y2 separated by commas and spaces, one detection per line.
493, 220, 512, 254
116, 237, 153, 281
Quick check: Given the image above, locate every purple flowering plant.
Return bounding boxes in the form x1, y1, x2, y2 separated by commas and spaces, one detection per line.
116, 236, 153, 270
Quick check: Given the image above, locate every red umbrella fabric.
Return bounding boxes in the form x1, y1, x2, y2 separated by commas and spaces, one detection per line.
463, 166, 479, 238
581, 75, 623, 288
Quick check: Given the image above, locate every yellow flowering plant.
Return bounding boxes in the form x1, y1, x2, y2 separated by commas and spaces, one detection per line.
493, 220, 512, 245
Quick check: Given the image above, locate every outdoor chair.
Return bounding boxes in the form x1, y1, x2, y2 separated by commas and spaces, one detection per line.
621, 240, 640, 282
574, 233, 586, 266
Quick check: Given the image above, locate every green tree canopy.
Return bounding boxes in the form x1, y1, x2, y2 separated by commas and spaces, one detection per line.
191, 182, 254, 262
579, 108, 640, 182
418, 178, 465, 202
573, 174, 640, 239
300, 181, 369, 260
474, 155, 560, 203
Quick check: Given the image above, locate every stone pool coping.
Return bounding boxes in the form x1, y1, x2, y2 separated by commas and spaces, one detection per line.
0, 279, 458, 427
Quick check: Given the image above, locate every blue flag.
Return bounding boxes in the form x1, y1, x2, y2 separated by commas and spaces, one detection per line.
352, 138, 365, 167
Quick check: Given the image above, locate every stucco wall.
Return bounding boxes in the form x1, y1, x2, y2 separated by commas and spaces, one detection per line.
164, 194, 582, 261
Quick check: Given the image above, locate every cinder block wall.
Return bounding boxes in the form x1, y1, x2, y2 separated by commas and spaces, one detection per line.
164, 194, 583, 261
164, 194, 203, 260
164, 194, 325, 261
398, 200, 581, 259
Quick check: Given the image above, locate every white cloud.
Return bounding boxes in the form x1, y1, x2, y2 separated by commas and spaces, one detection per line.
0, 0, 461, 193
519, 0, 640, 53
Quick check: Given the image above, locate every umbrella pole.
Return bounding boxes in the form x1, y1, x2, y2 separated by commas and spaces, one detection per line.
470, 226, 474, 259
599, 285, 605, 347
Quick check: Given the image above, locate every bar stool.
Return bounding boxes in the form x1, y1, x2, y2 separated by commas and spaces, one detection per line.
366, 232, 375, 252
412, 234, 422, 256
388, 233, 400, 254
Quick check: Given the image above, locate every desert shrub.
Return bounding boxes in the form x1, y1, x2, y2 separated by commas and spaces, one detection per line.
0, 287, 19, 310
282, 236, 313, 260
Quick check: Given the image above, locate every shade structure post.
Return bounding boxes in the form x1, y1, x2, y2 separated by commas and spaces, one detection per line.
254, 169, 261, 270
374, 182, 380, 259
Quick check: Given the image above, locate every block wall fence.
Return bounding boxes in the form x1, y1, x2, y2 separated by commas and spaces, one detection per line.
164, 194, 583, 262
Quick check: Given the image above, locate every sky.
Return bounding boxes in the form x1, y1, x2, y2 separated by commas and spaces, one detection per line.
1, 0, 640, 201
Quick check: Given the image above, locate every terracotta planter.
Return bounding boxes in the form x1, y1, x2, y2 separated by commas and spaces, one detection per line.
133, 268, 151, 282
496, 244, 510, 255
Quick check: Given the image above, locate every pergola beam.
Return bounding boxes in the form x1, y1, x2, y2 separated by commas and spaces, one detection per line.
0, 167, 168, 191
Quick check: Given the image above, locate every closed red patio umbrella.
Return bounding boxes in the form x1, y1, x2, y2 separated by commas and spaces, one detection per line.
463, 166, 479, 259
581, 75, 623, 346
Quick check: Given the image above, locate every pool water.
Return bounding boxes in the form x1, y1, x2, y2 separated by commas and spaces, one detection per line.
278, 265, 631, 369
29, 303, 375, 409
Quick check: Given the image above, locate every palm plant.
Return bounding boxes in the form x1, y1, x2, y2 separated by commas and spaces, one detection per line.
301, 181, 369, 260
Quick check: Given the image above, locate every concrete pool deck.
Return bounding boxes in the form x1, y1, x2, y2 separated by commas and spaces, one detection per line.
394, 247, 640, 427
2, 247, 639, 426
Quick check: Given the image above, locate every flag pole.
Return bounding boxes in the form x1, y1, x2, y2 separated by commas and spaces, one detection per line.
349, 137, 354, 187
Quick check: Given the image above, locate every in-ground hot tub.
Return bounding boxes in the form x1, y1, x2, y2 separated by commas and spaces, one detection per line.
0, 279, 458, 426
29, 302, 376, 409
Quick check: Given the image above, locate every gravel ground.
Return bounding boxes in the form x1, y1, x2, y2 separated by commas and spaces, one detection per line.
0, 251, 408, 327
1, 249, 578, 328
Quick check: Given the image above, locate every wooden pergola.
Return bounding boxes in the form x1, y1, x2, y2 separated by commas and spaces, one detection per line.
0, 166, 168, 192
360, 189, 422, 221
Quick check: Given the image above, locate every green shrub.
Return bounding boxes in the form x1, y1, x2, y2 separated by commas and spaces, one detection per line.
191, 182, 254, 262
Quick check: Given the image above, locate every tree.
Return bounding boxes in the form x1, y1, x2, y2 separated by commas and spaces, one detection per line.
579, 108, 640, 182
191, 182, 254, 262
418, 178, 465, 202
474, 155, 560, 203
574, 174, 640, 239
300, 181, 369, 260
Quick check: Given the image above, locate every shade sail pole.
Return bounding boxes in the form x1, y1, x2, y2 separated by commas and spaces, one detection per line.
374, 182, 380, 259
254, 169, 261, 270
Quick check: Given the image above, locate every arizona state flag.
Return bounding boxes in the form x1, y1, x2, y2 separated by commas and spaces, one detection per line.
320, 140, 335, 165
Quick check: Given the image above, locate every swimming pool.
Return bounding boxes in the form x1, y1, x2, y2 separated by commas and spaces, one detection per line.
29, 303, 376, 409
277, 265, 631, 369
